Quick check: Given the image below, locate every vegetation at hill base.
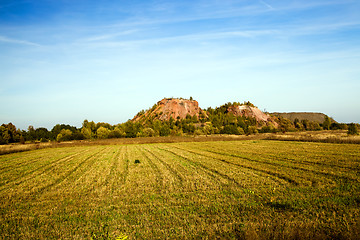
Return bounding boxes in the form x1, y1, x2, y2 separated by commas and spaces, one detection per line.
1, 102, 356, 144
0, 140, 359, 239
348, 123, 359, 135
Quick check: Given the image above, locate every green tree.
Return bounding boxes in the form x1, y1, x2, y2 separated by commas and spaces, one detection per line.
203, 124, 214, 136
52, 124, 78, 139
141, 128, 156, 137
96, 127, 110, 139
35, 127, 51, 141
294, 118, 303, 130
160, 125, 170, 136
81, 127, 93, 139
278, 117, 295, 132
123, 121, 141, 138
194, 128, 203, 136
56, 129, 73, 142
348, 123, 359, 135
1, 123, 19, 143
322, 116, 331, 130
237, 127, 245, 135
0, 126, 9, 144
247, 126, 258, 134
170, 126, 183, 136
109, 127, 126, 138
222, 125, 240, 135
27, 125, 36, 141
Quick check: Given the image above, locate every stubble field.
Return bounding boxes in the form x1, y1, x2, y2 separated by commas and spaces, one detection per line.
0, 140, 359, 239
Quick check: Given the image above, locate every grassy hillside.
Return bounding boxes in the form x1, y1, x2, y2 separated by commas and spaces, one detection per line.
0, 141, 359, 239
271, 112, 331, 123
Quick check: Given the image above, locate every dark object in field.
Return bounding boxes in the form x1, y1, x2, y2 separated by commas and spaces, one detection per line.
134, 159, 140, 164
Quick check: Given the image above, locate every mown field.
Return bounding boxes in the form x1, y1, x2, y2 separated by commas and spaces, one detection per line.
0, 140, 359, 239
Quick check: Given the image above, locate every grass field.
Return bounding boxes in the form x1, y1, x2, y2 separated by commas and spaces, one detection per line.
0, 140, 359, 239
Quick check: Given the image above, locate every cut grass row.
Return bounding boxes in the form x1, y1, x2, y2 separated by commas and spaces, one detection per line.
0, 140, 359, 239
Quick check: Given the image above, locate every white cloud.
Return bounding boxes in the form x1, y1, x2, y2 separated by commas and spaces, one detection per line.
0, 35, 41, 47
83, 29, 138, 42
260, 0, 275, 10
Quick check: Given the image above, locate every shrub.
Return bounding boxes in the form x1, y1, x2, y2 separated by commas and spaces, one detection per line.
247, 126, 258, 134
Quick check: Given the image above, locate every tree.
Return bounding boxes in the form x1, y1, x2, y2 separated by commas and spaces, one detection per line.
27, 125, 36, 141
260, 125, 274, 133
203, 124, 214, 136
237, 127, 245, 135
222, 125, 240, 135
81, 127, 93, 139
96, 127, 110, 139
123, 121, 140, 138
35, 127, 51, 141
141, 128, 156, 137
194, 128, 203, 136
1, 123, 20, 143
56, 129, 73, 142
109, 127, 126, 138
0, 126, 9, 144
52, 124, 77, 139
348, 123, 359, 135
160, 125, 170, 136
322, 116, 331, 130
294, 118, 303, 130
191, 114, 199, 123
277, 117, 295, 132
247, 126, 258, 135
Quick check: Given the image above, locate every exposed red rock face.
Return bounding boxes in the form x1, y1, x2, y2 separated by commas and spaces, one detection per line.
227, 105, 278, 126
133, 98, 205, 122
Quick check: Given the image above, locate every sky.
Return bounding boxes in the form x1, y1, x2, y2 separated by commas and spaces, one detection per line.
1, 0, 359, 130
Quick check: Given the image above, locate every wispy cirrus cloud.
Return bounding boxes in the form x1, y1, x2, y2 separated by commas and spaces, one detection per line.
83, 29, 139, 42
76, 28, 280, 49
0, 35, 41, 46
260, 0, 275, 10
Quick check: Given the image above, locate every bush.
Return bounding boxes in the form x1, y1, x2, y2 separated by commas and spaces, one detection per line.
222, 125, 241, 135
260, 125, 275, 133
247, 126, 258, 135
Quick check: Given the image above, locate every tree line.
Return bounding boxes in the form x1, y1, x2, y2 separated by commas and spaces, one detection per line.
1, 103, 358, 144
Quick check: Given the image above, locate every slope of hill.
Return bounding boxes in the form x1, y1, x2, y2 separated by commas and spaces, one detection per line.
226, 104, 278, 126
271, 112, 333, 123
133, 98, 206, 122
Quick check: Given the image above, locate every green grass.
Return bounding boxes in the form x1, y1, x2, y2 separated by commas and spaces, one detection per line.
0, 140, 359, 239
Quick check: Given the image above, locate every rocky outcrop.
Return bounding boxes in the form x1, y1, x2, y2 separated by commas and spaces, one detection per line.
227, 105, 278, 127
133, 98, 206, 122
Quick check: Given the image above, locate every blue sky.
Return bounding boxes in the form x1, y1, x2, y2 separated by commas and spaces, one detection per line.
1, 0, 359, 130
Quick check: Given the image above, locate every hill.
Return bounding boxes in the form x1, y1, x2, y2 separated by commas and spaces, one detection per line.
133, 98, 276, 125
133, 98, 207, 122
2, 97, 349, 144
225, 103, 278, 127
271, 112, 334, 123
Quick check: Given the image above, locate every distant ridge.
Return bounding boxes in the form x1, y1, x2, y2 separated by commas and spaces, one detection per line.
271, 112, 334, 123
133, 98, 278, 126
